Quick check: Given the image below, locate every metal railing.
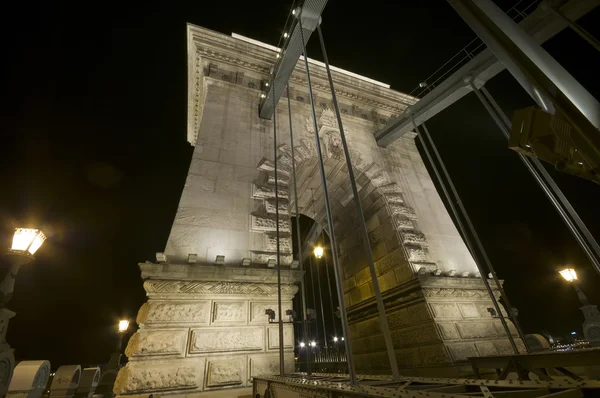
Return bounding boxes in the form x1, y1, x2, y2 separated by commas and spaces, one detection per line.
408, 0, 542, 98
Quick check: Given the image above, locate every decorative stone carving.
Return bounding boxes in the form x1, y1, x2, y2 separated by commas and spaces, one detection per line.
267, 174, 289, 187
251, 215, 290, 232
190, 328, 263, 353
257, 158, 289, 176
264, 234, 292, 253
423, 288, 500, 299
378, 183, 403, 194
389, 204, 418, 219
138, 301, 210, 325
126, 330, 187, 357
384, 193, 404, 204
212, 301, 246, 323
276, 154, 294, 173
265, 199, 289, 215
144, 280, 299, 297
116, 366, 197, 393
401, 231, 429, 246
323, 130, 344, 160
252, 185, 289, 200
406, 245, 428, 262
205, 358, 243, 388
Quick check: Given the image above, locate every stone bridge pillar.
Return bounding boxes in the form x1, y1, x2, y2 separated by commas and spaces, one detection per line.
116, 24, 524, 395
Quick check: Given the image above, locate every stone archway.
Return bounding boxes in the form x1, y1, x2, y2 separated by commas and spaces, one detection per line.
253, 107, 525, 375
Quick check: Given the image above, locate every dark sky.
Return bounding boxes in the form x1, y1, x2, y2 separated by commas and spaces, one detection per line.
1, 0, 599, 366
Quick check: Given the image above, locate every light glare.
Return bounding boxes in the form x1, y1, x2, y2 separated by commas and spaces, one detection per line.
299, 342, 305, 348
559, 268, 577, 282
314, 246, 324, 259
12, 228, 46, 254
118, 320, 130, 332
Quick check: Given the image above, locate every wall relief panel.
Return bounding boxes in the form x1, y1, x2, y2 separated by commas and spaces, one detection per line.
189, 327, 263, 354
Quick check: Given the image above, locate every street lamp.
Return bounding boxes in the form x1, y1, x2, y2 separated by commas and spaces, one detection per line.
118, 320, 130, 333
559, 268, 590, 305
559, 268, 577, 282
313, 246, 323, 259
559, 267, 600, 347
1, 228, 46, 306
117, 319, 130, 352
0, 228, 46, 396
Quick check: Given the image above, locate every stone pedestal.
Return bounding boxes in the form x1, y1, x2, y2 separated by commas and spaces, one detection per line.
346, 275, 525, 376
581, 305, 600, 346
114, 264, 301, 396
0, 308, 16, 396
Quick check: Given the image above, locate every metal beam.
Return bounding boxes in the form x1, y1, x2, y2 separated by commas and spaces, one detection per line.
450, 0, 600, 175
258, 0, 327, 120
375, 0, 600, 147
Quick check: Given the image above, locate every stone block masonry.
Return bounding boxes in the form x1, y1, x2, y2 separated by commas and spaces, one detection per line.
116, 24, 524, 395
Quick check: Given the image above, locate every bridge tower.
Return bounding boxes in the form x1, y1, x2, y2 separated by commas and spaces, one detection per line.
113, 25, 524, 397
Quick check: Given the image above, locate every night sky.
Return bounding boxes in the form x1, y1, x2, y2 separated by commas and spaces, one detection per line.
1, 0, 599, 367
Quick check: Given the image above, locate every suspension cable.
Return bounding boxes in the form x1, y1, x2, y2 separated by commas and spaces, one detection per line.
271, 78, 285, 376
287, 84, 312, 375
317, 24, 401, 380
298, 15, 357, 384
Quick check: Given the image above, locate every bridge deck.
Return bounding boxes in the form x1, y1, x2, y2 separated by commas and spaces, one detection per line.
254, 372, 600, 397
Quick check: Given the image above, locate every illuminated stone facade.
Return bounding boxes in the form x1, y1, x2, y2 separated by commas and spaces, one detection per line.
114, 24, 523, 396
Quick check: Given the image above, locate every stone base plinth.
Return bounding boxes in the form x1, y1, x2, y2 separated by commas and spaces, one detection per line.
346, 275, 525, 375
114, 264, 301, 396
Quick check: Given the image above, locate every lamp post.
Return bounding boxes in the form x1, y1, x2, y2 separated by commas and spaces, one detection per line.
117, 319, 129, 352
559, 267, 600, 346
1, 228, 46, 306
313, 245, 328, 350
0, 228, 46, 396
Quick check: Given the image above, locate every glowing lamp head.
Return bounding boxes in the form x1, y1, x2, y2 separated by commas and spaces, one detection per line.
313, 246, 324, 259
559, 268, 577, 282
299, 342, 305, 348
310, 341, 316, 347
11, 228, 46, 255
118, 320, 130, 332
333, 336, 338, 342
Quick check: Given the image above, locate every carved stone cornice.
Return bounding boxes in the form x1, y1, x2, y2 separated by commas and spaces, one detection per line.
139, 262, 303, 284
187, 23, 417, 146
143, 280, 299, 297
